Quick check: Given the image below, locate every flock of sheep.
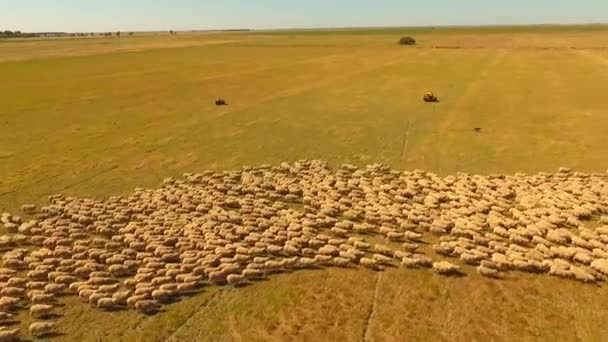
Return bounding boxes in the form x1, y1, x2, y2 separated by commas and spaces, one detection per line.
0, 160, 607, 340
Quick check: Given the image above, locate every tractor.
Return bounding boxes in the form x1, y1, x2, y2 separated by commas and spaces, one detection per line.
423, 92, 439, 103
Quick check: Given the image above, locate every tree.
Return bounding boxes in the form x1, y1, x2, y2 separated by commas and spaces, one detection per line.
398, 36, 416, 46
3, 30, 13, 36
129, 32, 134, 36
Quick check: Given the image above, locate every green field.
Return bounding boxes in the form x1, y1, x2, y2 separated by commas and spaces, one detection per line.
2, 26, 608, 341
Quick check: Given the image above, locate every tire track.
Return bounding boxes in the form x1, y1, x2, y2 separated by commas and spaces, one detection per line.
165, 289, 224, 342
362, 272, 383, 342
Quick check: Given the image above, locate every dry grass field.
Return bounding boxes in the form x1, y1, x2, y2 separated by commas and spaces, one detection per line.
1, 26, 608, 341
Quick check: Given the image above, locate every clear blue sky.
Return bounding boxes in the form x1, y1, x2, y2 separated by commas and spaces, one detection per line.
2, 0, 608, 32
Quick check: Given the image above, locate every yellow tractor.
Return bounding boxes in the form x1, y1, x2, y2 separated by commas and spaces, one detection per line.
423, 92, 439, 103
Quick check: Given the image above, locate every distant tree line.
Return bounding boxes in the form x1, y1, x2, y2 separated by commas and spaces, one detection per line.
1, 30, 135, 39
0, 30, 37, 38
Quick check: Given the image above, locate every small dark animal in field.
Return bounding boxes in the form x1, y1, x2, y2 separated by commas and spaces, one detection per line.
215, 98, 227, 106
474, 128, 482, 133
423, 92, 439, 103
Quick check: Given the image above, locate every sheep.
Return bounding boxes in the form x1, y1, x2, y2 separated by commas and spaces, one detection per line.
297, 257, 316, 268
0, 297, 19, 311
590, 259, 608, 275
387, 232, 404, 241
373, 244, 393, 257
372, 253, 392, 265
134, 299, 158, 315
397, 244, 418, 255
30, 304, 54, 318
31, 293, 55, 304
313, 254, 332, 265
318, 245, 340, 256
331, 257, 351, 268
29, 322, 54, 338
401, 257, 423, 269
359, 258, 381, 270
0, 312, 14, 321
548, 263, 573, 279
7, 277, 27, 287
570, 266, 595, 283
226, 274, 246, 286
0, 288, 25, 299
0, 328, 19, 342
151, 289, 173, 303
432, 261, 460, 276
404, 231, 423, 242
353, 241, 371, 251
177, 282, 199, 294
108, 291, 131, 306
89, 292, 108, 305
126, 295, 148, 308
459, 253, 482, 265
477, 265, 500, 278
44, 283, 66, 295
208, 271, 228, 285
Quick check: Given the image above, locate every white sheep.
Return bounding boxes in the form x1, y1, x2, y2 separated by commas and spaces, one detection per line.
0, 328, 19, 342
476, 265, 500, 278
134, 299, 158, 314
31, 293, 54, 304
0, 312, 13, 321
590, 259, 608, 275
30, 304, 54, 318
226, 274, 246, 286
0, 297, 19, 311
29, 322, 54, 338
432, 261, 460, 276
359, 258, 381, 270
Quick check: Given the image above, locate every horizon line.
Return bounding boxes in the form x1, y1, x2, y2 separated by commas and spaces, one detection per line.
9, 22, 608, 34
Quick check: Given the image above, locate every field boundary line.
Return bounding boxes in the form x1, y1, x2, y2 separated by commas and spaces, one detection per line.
165, 289, 224, 341
55, 164, 119, 192
400, 119, 414, 167
362, 272, 383, 342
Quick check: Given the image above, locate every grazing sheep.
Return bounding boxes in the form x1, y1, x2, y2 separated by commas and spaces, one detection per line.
0, 312, 14, 321
134, 300, 158, 315
0, 297, 19, 311
0, 328, 19, 342
590, 259, 608, 275
432, 261, 460, 276
97, 297, 117, 310
226, 274, 246, 286
570, 266, 595, 283
374, 244, 393, 257
401, 257, 420, 269
372, 253, 393, 265
359, 258, 381, 270
208, 271, 228, 285
297, 257, 316, 268
404, 231, 423, 242
151, 290, 173, 303
112, 291, 132, 305
30, 304, 54, 318
177, 282, 199, 294
126, 295, 148, 308
44, 283, 66, 295
476, 265, 500, 278
0, 288, 25, 298
29, 322, 55, 338
31, 293, 54, 304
